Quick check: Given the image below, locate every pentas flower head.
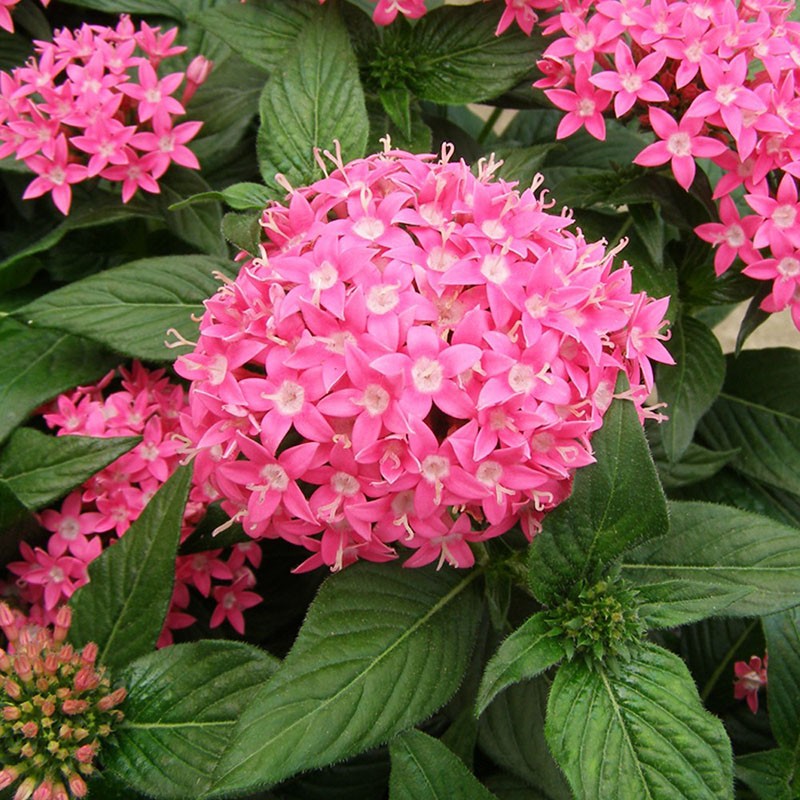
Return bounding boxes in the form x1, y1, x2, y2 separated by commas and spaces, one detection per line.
0, 15, 208, 214
176, 142, 673, 573
0, 603, 126, 800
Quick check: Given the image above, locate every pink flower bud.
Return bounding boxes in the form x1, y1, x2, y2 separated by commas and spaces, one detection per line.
187, 55, 213, 86
74, 743, 97, 763
32, 780, 54, 800
61, 698, 89, 715
4, 678, 21, 699
79, 643, 97, 666
96, 686, 126, 711
52, 784, 69, 800
53, 606, 71, 643
0, 767, 19, 791
0, 602, 19, 643
14, 653, 33, 682
67, 774, 87, 798
74, 667, 99, 692
2, 704, 21, 720
14, 776, 37, 800
21, 720, 39, 738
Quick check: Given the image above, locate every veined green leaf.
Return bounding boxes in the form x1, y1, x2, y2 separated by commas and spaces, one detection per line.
528, 392, 668, 603
106, 641, 279, 799
657, 315, 725, 462
736, 749, 796, 800
389, 729, 499, 800
188, 0, 314, 74
475, 612, 564, 715
257, 2, 368, 187
0, 319, 117, 445
478, 677, 572, 799
546, 643, 732, 800
698, 348, 800, 494
15, 255, 233, 362
399, 5, 537, 104
205, 562, 483, 796
68, 465, 193, 672
0, 428, 139, 510
622, 501, 800, 626
763, 607, 800, 754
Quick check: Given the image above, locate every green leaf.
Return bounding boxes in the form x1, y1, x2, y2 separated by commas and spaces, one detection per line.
221, 181, 278, 210
736, 749, 796, 800
651, 438, 737, 490
205, 562, 483, 796
0, 429, 139, 510
657, 315, 725, 462
628, 203, 665, 270
528, 392, 668, 603
389, 729, 499, 800
61, 0, 183, 16
68, 465, 193, 672
476, 612, 564, 715
0, 319, 117, 445
478, 677, 572, 800
0, 480, 38, 559
492, 144, 560, 188
222, 211, 262, 256
188, 0, 313, 73
0, 198, 158, 292
545, 643, 732, 800
763, 606, 800, 754
401, 5, 537, 104
15, 255, 233, 362
379, 86, 413, 140
106, 641, 279, 800
622, 501, 800, 625
157, 169, 227, 257
257, 2, 368, 188
698, 348, 800, 494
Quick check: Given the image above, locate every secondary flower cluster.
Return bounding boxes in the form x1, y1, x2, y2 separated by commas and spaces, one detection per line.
0, 0, 49, 34
530, 0, 800, 329
0, 15, 209, 214
0, 603, 125, 800
4, 363, 262, 641
176, 144, 673, 573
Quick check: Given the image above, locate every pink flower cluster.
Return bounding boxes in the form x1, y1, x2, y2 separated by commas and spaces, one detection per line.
0, 0, 49, 35
530, 0, 800, 329
0, 15, 209, 214
733, 653, 768, 714
4, 363, 262, 642
176, 143, 673, 573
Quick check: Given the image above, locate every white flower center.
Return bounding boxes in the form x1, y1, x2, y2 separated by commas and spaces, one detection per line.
667, 132, 692, 157
476, 460, 503, 486
361, 384, 390, 416
724, 224, 745, 248
778, 257, 800, 278
480, 254, 510, 284
331, 472, 360, 496
508, 363, 535, 393
577, 98, 596, 117
367, 283, 400, 314
620, 73, 642, 93
411, 356, 444, 393
773, 204, 797, 229
261, 464, 289, 491
352, 216, 385, 241
270, 380, 305, 415
59, 518, 80, 541
310, 261, 338, 291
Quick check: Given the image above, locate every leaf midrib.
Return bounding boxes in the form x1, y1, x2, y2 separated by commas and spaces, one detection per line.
211, 569, 481, 785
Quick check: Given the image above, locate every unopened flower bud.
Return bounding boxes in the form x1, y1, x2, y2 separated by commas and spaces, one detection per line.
13, 775, 37, 800
67, 774, 87, 798
182, 55, 213, 104
53, 607, 71, 644
0, 602, 19, 643
79, 643, 97, 666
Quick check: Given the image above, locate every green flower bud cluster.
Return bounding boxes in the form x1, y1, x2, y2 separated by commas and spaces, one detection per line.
545, 576, 645, 667
0, 603, 126, 800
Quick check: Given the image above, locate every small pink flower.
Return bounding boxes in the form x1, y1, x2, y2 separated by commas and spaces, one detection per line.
733, 654, 768, 714
634, 108, 727, 190
547, 66, 613, 141
210, 580, 262, 635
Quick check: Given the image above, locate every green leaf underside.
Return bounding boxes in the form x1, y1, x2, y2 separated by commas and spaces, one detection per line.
476, 612, 564, 714
622, 501, 800, 624
529, 393, 668, 603
657, 316, 725, 463
653, 442, 738, 490
545, 643, 732, 800
205, 562, 483, 796
698, 348, 800, 494
0, 429, 139, 510
736, 749, 796, 800
0, 319, 117, 445
763, 606, 800, 756
389, 729, 499, 800
105, 641, 279, 800
15, 255, 233, 362
257, 2, 368, 188
68, 465, 193, 672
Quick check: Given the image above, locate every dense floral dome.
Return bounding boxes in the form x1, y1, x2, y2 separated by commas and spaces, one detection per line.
176, 143, 673, 572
